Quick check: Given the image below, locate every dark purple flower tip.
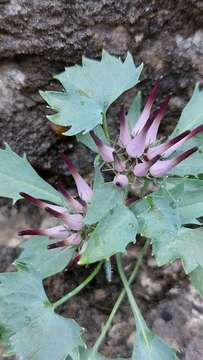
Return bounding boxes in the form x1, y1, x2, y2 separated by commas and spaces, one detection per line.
48, 240, 69, 249
145, 96, 170, 146
90, 131, 115, 162
149, 147, 198, 177
174, 146, 198, 165
62, 154, 78, 176
133, 155, 160, 177
132, 81, 160, 136
57, 183, 84, 212
20, 192, 47, 209
63, 154, 93, 203
18, 228, 45, 236
147, 130, 191, 159
46, 207, 65, 218
188, 124, 203, 139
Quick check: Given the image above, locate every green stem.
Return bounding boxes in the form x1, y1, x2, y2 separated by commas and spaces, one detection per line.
116, 253, 144, 326
92, 241, 149, 352
116, 253, 149, 347
102, 112, 110, 140
53, 261, 102, 310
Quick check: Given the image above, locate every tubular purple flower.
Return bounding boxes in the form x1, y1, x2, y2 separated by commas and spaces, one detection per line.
113, 153, 126, 172
57, 183, 84, 213
126, 112, 157, 158
145, 96, 170, 147
18, 225, 70, 239
147, 130, 190, 159
90, 131, 115, 162
118, 106, 131, 148
46, 208, 83, 231
20, 192, 66, 213
48, 233, 81, 249
113, 174, 129, 188
132, 81, 159, 136
63, 155, 93, 203
149, 147, 198, 177
133, 155, 160, 177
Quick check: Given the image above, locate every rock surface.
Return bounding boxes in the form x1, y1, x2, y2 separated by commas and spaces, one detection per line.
0, 0, 203, 174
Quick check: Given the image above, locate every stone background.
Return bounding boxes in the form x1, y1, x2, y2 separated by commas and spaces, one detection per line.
0, 0, 203, 176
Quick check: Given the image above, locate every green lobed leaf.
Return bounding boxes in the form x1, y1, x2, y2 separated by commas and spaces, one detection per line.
16, 236, 75, 279
80, 205, 138, 264
40, 50, 143, 136
131, 182, 203, 274
133, 322, 179, 360
0, 266, 83, 360
172, 82, 203, 136
79, 348, 128, 360
169, 139, 203, 176
153, 227, 203, 273
164, 178, 203, 224
0, 144, 64, 205
167, 82, 203, 176
127, 91, 141, 131
85, 182, 125, 225
189, 266, 203, 299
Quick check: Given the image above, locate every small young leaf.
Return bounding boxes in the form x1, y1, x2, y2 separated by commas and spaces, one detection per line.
0, 145, 63, 205
80, 205, 138, 264
85, 183, 125, 225
16, 236, 75, 279
0, 266, 83, 360
127, 91, 141, 131
41, 51, 143, 136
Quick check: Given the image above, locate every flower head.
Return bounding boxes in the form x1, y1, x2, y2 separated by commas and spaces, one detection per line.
90, 81, 203, 180
18, 155, 94, 251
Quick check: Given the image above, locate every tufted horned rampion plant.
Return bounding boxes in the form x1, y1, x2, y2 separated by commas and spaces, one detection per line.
0, 50, 203, 360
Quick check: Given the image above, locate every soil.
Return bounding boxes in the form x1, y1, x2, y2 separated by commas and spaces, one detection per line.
1, 204, 203, 360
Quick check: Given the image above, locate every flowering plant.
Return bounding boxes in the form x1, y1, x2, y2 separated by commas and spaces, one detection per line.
0, 50, 203, 360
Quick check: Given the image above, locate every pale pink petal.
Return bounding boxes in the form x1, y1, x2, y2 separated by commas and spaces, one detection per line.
58, 183, 84, 212
113, 174, 129, 188
118, 106, 131, 148
147, 130, 190, 159
133, 155, 160, 177
19, 192, 66, 213
145, 96, 170, 146
18, 225, 70, 239
48, 233, 81, 249
113, 153, 126, 172
63, 155, 93, 203
46, 208, 83, 231
132, 81, 159, 136
126, 131, 146, 158
90, 131, 115, 162
150, 147, 198, 177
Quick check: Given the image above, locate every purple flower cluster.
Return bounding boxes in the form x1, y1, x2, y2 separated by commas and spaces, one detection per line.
90, 82, 202, 185
19, 156, 93, 250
